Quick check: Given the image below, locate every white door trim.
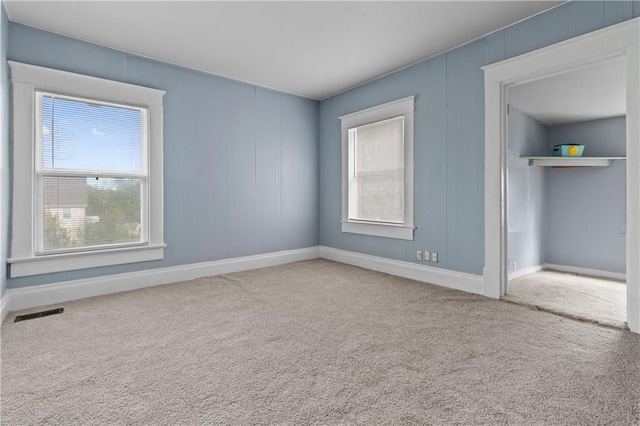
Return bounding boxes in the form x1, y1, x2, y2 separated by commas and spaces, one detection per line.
482, 18, 640, 333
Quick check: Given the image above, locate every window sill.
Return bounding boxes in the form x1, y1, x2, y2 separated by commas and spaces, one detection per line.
341, 221, 414, 240
7, 244, 166, 278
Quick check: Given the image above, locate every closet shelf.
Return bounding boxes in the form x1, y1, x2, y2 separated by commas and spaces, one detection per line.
521, 156, 626, 168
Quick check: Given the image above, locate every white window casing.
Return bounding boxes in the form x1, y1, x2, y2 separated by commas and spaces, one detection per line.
7, 61, 166, 277
339, 96, 415, 240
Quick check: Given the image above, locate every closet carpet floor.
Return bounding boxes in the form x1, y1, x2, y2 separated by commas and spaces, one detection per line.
505, 269, 626, 329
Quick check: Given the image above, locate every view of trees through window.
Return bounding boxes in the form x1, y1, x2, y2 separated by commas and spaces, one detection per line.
43, 178, 141, 251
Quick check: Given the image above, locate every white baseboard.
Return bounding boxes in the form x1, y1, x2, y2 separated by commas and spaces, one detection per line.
508, 264, 625, 282
542, 263, 626, 281
1, 291, 10, 324
508, 265, 544, 281
7, 246, 320, 312
4, 245, 486, 316
319, 246, 484, 295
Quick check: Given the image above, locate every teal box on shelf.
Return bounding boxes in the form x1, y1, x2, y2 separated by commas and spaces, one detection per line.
553, 144, 584, 157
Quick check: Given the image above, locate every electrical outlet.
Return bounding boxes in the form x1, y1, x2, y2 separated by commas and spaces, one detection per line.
424, 250, 430, 262
416, 250, 422, 261
432, 252, 439, 263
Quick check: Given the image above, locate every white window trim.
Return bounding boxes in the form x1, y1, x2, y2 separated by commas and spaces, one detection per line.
339, 96, 415, 240
7, 61, 166, 278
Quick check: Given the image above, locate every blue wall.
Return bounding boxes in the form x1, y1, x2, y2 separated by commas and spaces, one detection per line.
1, 6, 9, 297
318, 1, 639, 275
546, 116, 626, 273
7, 23, 319, 289
4, 1, 639, 289
506, 112, 626, 275
507, 107, 547, 274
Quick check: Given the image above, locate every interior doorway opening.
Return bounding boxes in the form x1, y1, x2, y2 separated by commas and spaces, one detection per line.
503, 58, 627, 328
482, 17, 640, 334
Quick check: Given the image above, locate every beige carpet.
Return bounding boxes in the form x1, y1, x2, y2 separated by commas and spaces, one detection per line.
505, 270, 627, 329
1, 259, 639, 425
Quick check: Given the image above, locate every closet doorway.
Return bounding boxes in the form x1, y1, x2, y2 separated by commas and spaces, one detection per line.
482, 18, 640, 333
504, 59, 627, 328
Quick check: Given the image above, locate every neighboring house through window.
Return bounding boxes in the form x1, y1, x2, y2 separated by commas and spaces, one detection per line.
8, 62, 166, 277
61, 207, 73, 220
340, 96, 415, 240
49, 182, 86, 245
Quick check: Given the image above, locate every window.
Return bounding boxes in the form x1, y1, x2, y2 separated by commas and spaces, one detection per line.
62, 208, 72, 220
8, 62, 165, 277
39, 94, 145, 253
340, 96, 415, 240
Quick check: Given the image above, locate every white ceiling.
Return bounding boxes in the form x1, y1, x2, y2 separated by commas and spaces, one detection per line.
4, 1, 563, 100
508, 58, 626, 125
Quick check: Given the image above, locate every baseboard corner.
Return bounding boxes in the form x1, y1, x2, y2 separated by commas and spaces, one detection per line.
508, 265, 544, 281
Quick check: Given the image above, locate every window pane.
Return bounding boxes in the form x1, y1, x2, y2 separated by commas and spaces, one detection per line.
41, 95, 143, 172
42, 176, 142, 251
356, 171, 404, 223
355, 117, 403, 174
353, 116, 404, 222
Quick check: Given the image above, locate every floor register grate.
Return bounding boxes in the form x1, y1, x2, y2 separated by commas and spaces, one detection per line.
14, 308, 64, 322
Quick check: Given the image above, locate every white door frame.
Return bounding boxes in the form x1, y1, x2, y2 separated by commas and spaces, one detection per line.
482, 18, 640, 333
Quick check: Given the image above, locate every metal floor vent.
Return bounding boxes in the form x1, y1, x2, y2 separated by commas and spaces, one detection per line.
14, 308, 64, 322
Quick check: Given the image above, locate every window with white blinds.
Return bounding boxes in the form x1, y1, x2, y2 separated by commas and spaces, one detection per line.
8, 61, 165, 278
38, 93, 146, 253
350, 116, 404, 223
340, 96, 415, 240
